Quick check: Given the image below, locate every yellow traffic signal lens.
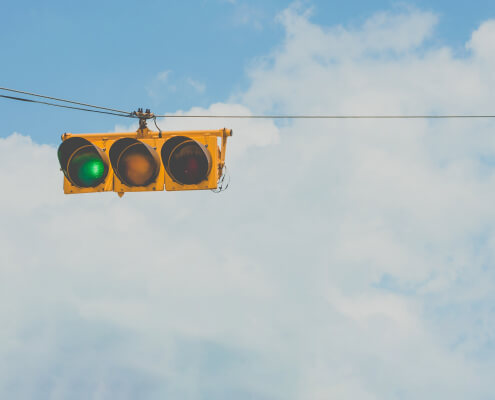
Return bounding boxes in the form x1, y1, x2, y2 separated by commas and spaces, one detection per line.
119, 149, 156, 186
162, 136, 212, 185
58, 137, 109, 188
110, 138, 160, 187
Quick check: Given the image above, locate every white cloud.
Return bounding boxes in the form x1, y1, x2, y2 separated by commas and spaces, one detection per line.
186, 77, 206, 93
467, 20, 495, 63
154, 102, 280, 160
157, 70, 172, 82
232, 3, 265, 31
1, 6, 495, 399
147, 70, 176, 100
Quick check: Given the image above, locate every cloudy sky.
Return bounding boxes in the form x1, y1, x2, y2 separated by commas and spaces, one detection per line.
2, 1, 495, 399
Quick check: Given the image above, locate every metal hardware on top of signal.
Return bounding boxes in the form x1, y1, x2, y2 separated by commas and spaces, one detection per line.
132, 108, 154, 131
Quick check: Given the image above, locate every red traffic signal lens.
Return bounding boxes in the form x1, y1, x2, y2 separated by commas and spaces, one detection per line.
162, 137, 211, 185
170, 143, 208, 184
58, 138, 109, 188
110, 138, 160, 187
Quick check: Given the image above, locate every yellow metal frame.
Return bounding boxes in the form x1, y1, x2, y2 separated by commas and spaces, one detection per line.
61, 128, 232, 195
163, 135, 218, 191
62, 138, 115, 194
112, 137, 166, 194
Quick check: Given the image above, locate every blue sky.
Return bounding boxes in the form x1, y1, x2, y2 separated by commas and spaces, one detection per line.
2, 0, 495, 144
2, 1, 495, 399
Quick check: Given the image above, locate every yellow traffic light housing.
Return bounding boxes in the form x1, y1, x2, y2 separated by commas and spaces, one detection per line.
58, 122, 232, 196
109, 137, 165, 193
162, 135, 219, 191
58, 136, 113, 194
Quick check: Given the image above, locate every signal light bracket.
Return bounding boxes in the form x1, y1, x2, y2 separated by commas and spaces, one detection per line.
131, 108, 155, 132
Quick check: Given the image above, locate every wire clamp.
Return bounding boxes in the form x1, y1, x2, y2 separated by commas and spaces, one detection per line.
131, 108, 155, 130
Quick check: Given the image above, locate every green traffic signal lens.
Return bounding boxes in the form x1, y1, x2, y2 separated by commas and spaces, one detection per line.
75, 153, 105, 186
67, 147, 107, 187
58, 137, 110, 189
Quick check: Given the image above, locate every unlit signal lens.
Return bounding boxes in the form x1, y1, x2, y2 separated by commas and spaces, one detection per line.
162, 136, 211, 185
110, 138, 160, 187
169, 142, 209, 184
119, 148, 156, 186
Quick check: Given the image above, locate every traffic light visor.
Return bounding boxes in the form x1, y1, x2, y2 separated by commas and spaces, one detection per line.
58, 137, 109, 188
110, 138, 160, 187
161, 136, 212, 185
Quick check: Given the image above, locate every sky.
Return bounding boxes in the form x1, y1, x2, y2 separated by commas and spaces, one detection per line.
1, 1, 495, 399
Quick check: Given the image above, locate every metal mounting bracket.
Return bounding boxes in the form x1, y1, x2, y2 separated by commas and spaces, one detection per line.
132, 108, 155, 138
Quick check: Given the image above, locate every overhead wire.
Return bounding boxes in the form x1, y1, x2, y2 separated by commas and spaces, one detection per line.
0, 86, 132, 115
153, 114, 495, 119
0, 93, 136, 118
2, 86, 495, 120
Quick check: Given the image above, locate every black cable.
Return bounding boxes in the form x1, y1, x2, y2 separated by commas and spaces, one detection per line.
0, 86, 132, 115
3, 86, 495, 120
154, 114, 495, 119
153, 116, 162, 138
212, 165, 230, 193
0, 94, 136, 118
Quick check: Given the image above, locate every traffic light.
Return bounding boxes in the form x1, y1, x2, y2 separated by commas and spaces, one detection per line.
58, 136, 113, 194
162, 135, 219, 191
58, 126, 232, 196
109, 137, 165, 194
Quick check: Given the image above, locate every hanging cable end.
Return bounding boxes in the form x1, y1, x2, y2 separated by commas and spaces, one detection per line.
152, 115, 163, 138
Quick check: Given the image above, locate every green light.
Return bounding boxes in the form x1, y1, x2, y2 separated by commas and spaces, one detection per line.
72, 152, 105, 186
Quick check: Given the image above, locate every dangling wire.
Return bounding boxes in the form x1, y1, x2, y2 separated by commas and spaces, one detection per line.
212, 165, 230, 193
153, 116, 163, 138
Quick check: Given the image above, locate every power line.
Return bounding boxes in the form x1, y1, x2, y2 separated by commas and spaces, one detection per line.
0, 86, 132, 115
2, 86, 495, 120
0, 94, 136, 118
154, 114, 495, 119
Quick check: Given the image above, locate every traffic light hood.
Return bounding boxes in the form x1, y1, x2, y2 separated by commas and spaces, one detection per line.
58, 137, 109, 188
161, 136, 212, 185
109, 138, 161, 187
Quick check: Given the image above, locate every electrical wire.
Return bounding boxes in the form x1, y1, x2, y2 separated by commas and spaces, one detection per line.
3, 86, 495, 120
212, 165, 230, 193
0, 86, 132, 115
153, 116, 163, 138
0, 94, 136, 118
154, 114, 495, 119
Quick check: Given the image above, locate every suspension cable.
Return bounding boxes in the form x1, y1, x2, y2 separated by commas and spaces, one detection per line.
0, 94, 136, 118
153, 114, 495, 119
3, 86, 495, 120
0, 86, 132, 115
